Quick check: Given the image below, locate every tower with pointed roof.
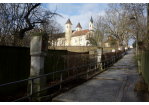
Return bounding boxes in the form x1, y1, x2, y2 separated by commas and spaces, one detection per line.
89, 15, 94, 31
50, 16, 98, 47
76, 22, 82, 31
65, 18, 73, 46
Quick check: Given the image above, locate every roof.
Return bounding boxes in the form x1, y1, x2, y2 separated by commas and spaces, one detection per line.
90, 16, 93, 23
50, 33, 65, 39
65, 19, 72, 25
72, 29, 89, 37
76, 23, 82, 28
51, 30, 75, 39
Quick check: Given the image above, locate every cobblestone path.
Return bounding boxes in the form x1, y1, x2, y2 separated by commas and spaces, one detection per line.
52, 49, 143, 102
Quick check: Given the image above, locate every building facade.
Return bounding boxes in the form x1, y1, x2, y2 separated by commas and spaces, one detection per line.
50, 16, 94, 46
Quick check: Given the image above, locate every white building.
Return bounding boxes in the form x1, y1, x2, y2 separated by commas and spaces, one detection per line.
50, 16, 94, 46
130, 45, 133, 48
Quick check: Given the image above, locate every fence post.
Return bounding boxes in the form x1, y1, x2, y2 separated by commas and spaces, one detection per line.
87, 65, 89, 79
95, 55, 96, 70
60, 71, 63, 90
114, 56, 115, 63
27, 33, 49, 101
77, 68, 78, 82
30, 79, 34, 101
96, 48, 103, 70
112, 57, 113, 65
104, 62, 105, 70
100, 62, 103, 71
107, 60, 108, 68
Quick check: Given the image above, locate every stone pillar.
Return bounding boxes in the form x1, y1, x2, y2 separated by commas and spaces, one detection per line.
27, 33, 49, 101
96, 48, 103, 70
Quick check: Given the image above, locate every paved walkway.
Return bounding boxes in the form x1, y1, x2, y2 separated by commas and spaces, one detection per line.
52, 49, 142, 102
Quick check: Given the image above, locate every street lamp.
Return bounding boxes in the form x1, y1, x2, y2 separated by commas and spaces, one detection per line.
130, 16, 138, 56
130, 16, 140, 69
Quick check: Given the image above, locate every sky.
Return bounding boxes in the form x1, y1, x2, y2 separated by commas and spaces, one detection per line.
41, 3, 108, 31
4, 0, 148, 46
41, 3, 136, 46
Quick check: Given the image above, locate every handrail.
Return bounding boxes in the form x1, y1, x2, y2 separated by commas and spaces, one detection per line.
0, 51, 127, 102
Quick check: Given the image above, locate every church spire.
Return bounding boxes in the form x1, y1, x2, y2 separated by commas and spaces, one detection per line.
90, 15, 93, 23
89, 14, 94, 31
65, 18, 72, 25
75, 22, 82, 31
76, 22, 82, 28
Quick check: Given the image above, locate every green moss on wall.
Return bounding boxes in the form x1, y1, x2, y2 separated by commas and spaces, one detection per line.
140, 52, 149, 91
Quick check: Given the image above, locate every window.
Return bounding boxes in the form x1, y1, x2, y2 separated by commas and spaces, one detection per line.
67, 26, 68, 28
80, 38, 82, 42
75, 39, 77, 43
70, 26, 71, 28
61, 40, 63, 44
90, 25, 91, 27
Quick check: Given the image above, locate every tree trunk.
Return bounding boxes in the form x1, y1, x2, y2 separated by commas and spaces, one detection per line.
147, 3, 149, 50
118, 38, 123, 46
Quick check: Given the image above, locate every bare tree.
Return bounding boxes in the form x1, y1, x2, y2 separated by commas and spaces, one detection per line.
40, 19, 63, 46
103, 4, 131, 47
88, 15, 107, 46
0, 3, 62, 46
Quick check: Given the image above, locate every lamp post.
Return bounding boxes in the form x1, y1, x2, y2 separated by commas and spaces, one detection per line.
130, 16, 138, 56
130, 16, 140, 69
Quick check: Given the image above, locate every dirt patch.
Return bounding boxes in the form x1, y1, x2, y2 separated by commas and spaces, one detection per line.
134, 81, 148, 92
135, 75, 149, 102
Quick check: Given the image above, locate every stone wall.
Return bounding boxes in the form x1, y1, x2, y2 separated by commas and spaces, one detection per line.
48, 46, 101, 53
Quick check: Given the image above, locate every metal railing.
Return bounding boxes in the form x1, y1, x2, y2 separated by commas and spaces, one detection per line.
0, 51, 126, 102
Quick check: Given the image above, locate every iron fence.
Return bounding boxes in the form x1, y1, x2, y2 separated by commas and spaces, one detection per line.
0, 51, 126, 102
